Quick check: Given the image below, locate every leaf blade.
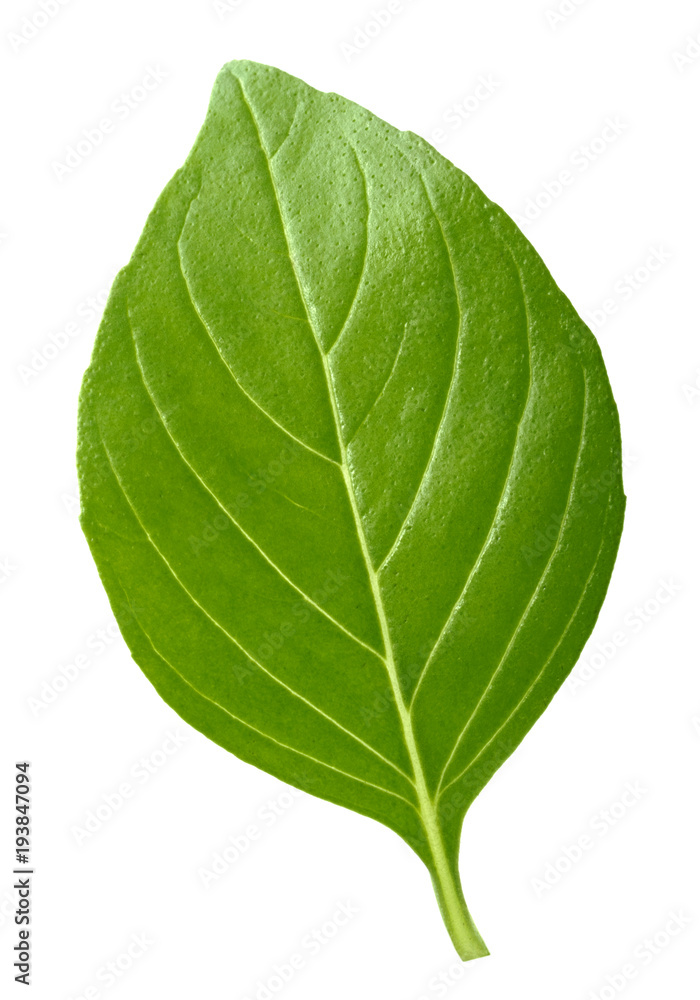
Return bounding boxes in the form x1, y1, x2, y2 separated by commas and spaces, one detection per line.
78, 58, 625, 960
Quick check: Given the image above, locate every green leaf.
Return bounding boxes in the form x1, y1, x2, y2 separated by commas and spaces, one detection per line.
77, 59, 625, 960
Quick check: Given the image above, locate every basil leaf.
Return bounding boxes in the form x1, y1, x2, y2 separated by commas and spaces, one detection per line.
78, 59, 625, 960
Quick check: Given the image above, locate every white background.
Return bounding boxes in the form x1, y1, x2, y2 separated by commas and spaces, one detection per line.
2, 0, 699, 997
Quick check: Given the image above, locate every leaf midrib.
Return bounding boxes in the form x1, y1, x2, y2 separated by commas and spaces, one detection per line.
179, 74, 599, 873
233, 75, 445, 859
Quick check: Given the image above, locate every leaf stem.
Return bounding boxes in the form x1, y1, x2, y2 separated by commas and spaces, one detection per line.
430, 868, 489, 962
398, 713, 488, 961
420, 795, 489, 961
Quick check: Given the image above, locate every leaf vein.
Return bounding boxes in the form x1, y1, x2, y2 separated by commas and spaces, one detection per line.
326, 145, 370, 356
138, 622, 419, 812
125, 302, 385, 661
269, 99, 302, 159
97, 431, 414, 785
347, 320, 410, 448
409, 243, 534, 711
176, 197, 338, 469
376, 176, 463, 573
437, 493, 611, 801
435, 372, 589, 798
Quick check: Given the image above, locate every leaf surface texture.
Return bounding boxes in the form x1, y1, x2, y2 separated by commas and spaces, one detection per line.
78, 60, 625, 959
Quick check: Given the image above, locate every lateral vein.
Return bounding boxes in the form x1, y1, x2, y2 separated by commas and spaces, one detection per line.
176, 212, 338, 469
376, 176, 463, 575
347, 320, 410, 448
326, 145, 370, 355
138, 623, 419, 813
435, 371, 589, 798
438, 494, 610, 801
125, 303, 384, 662
409, 243, 534, 712
97, 431, 414, 786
